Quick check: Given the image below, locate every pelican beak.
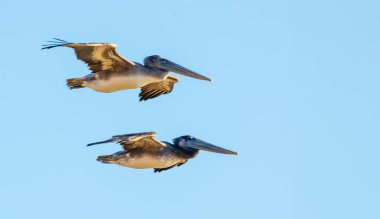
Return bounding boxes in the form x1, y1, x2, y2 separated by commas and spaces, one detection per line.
158, 59, 212, 81
187, 139, 238, 155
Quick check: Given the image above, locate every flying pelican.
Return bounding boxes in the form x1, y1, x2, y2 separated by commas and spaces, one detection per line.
42, 38, 211, 101
87, 132, 238, 172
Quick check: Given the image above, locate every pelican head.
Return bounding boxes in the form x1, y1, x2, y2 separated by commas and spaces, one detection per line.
144, 55, 212, 81
173, 135, 238, 155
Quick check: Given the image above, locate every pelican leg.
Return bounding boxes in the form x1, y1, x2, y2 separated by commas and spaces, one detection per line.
97, 151, 127, 164
66, 78, 85, 89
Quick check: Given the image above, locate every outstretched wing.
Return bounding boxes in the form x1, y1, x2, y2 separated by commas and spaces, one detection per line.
139, 76, 179, 101
87, 132, 165, 151
42, 38, 134, 72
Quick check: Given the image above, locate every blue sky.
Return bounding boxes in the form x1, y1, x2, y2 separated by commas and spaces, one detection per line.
0, 0, 379, 218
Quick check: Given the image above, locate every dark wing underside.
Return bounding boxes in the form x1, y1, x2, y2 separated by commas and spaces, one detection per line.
154, 161, 187, 173
139, 76, 179, 101
42, 38, 134, 73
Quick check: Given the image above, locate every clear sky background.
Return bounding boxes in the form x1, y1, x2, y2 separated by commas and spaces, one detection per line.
0, 0, 379, 218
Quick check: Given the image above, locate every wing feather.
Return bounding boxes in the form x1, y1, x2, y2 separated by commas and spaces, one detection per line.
42, 39, 134, 72
154, 161, 187, 173
139, 76, 179, 101
87, 132, 165, 151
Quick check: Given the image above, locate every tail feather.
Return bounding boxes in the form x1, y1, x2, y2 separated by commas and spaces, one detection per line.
66, 78, 85, 89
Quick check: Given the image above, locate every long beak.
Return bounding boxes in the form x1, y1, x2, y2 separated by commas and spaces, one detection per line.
158, 59, 212, 81
187, 139, 238, 155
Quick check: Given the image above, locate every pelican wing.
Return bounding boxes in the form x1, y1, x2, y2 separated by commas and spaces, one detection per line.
139, 76, 179, 101
87, 132, 165, 150
42, 38, 134, 72
154, 161, 187, 173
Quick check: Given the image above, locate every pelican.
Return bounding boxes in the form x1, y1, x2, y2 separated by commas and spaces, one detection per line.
87, 132, 238, 172
42, 38, 211, 101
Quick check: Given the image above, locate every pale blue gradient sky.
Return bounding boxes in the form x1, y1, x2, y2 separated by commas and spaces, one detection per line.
1, 0, 379, 218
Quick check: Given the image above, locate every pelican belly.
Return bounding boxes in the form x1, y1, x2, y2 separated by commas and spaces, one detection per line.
86, 74, 160, 93
115, 155, 179, 169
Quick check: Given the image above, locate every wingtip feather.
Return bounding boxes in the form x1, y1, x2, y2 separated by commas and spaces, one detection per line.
41, 38, 72, 50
